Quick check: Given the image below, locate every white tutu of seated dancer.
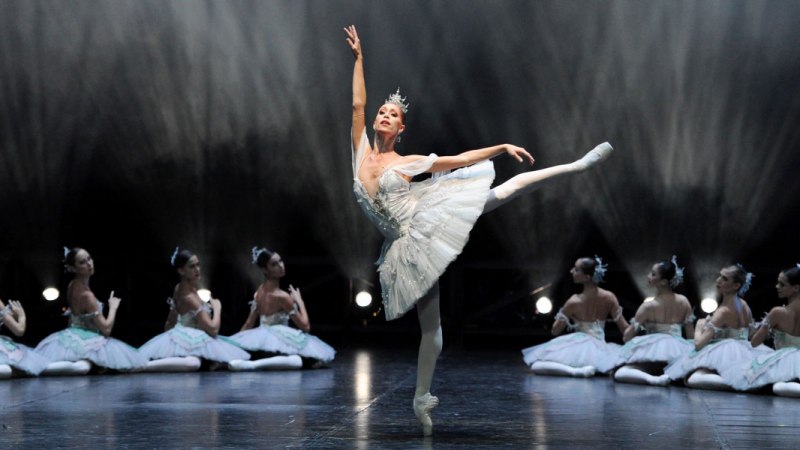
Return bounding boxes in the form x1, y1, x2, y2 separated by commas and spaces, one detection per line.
664, 326, 772, 390
139, 299, 250, 371
666, 264, 773, 390
35, 303, 147, 374
0, 300, 51, 377
228, 309, 335, 370
614, 324, 694, 386
523, 309, 623, 377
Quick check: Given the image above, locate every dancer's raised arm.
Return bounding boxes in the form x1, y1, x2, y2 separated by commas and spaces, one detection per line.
428, 144, 534, 173
345, 25, 367, 150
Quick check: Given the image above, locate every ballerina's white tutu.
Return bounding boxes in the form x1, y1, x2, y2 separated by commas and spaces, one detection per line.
664, 326, 772, 381
34, 301, 147, 371
522, 314, 621, 373
616, 322, 694, 366
352, 129, 494, 320
229, 308, 335, 363
0, 305, 50, 375
719, 329, 800, 391
139, 299, 250, 363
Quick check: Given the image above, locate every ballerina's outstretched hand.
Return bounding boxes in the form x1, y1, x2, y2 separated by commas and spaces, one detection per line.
344, 25, 362, 59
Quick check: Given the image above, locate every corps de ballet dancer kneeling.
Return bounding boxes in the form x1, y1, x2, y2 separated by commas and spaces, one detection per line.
522, 256, 628, 377
345, 25, 614, 435
719, 264, 800, 396
664, 264, 772, 390
228, 247, 335, 371
613, 256, 694, 386
36, 247, 147, 375
0, 298, 50, 378
138, 248, 250, 372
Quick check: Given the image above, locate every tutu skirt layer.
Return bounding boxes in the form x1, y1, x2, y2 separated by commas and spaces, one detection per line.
139, 325, 250, 363
0, 336, 50, 375
35, 327, 147, 370
379, 162, 494, 320
229, 325, 335, 363
522, 332, 621, 373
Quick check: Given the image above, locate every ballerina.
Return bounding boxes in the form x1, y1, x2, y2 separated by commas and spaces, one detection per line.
0, 298, 50, 378
613, 256, 694, 386
138, 248, 250, 372
228, 247, 335, 371
664, 264, 771, 390
522, 256, 628, 377
36, 247, 146, 375
345, 25, 613, 436
719, 265, 800, 396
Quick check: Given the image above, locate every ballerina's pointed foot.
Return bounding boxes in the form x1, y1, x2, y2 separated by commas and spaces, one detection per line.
413, 393, 439, 437
574, 142, 613, 171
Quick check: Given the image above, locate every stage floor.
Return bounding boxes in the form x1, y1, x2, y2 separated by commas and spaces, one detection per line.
1, 346, 799, 449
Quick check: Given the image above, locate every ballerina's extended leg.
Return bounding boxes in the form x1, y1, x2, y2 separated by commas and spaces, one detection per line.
144, 356, 201, 372
229, 355, 303, 371
614, 365, 670, 386
414, 282, 442, 436
483, 142, 613, 214
530, 361, 596, 377
41, 360, 92, 376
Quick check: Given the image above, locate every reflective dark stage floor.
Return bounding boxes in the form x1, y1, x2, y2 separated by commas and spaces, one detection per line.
2, 347, 800, 449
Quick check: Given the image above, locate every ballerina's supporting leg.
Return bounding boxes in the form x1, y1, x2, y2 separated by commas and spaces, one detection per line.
144, 356, 201, 372
0, 364, 11, 379
413, 282, 442, 437
530, 361, 596, 377
229, 355, 303, 371
41, 360, 92, 376
614, 365, 670, 386
483, 142, 613, 214
772, 381, 800, 397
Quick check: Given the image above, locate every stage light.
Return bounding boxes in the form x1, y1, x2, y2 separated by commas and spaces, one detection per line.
535, 296, 553, 314
355, 291, 372, 307
43, 287, 60, 301
700, 298, 718, 313
197, 289, 211, 303
643, 297, 654, 303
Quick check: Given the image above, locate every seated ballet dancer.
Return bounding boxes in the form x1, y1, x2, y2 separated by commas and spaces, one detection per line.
138, 248, 250, 372
614, 256, 694, 386
228, 247, 335, 371
36, 247, 147, 375
345, 25, 614, 436
720, 264, 800, 396
0, 298, 50, 378
522, 256, 628, 377
664, 264, 772, 390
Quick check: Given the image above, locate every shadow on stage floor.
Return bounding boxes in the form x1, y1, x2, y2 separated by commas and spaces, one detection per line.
1, 346, 799, 449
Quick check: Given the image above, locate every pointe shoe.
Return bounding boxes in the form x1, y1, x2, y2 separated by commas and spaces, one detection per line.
413, 393, 439, 437
650, 374, 670, 386
573, 142, 613, 171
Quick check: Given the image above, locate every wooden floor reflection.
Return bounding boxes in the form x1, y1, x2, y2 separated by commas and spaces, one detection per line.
1, 347, 799, 449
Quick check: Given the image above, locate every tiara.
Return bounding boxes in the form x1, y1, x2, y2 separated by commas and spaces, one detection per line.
251, 246, 266, 265
669, 255, 684, 288
385, 87, 409, 114
170, 246, 180, 266
592, 255, 607, 284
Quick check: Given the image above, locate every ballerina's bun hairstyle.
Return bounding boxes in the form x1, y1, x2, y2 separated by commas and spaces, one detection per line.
783, 265, 800, 286
251, 246, 276, 268
170, 247, 195, 269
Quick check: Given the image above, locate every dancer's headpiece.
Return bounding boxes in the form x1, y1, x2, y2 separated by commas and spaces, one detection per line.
385, 87, 409, 114
736, 263, 754, 296
592, 255, 607, 284
669, 255, 685, 288
170, 246, 180, 267
252, 246, 267, 265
